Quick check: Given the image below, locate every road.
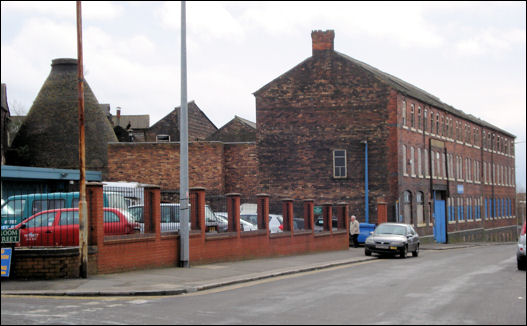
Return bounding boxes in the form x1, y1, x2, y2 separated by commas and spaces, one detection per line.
1, 244, 525, 325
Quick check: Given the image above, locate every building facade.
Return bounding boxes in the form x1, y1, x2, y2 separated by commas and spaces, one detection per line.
254, 30, 517, 241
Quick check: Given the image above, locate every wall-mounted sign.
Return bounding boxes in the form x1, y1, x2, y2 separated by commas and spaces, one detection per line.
1, 248, 13, 277
457, 184, 464, 194
1, 229, 20, 244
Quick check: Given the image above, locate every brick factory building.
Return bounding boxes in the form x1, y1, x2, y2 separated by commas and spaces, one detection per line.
254, 30, 517, 242
105, 30, 517, 243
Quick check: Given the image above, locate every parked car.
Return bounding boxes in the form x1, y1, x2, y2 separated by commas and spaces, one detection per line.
242, 213, 283, 233
364, 223, 420, 258
128, 203, 219, 233
269, 214, 283, 233
314, 217, 338, 231
215, 212, 282, 233
517, 222, 526, 271
1, 191, 129, 230
216, 212, 257, 232
14, 207, 140, 247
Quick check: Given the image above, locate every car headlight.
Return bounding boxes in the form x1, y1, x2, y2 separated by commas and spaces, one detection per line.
365, 237, 375, 244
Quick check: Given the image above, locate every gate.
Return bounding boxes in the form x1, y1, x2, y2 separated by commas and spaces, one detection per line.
433, 196, 447, 243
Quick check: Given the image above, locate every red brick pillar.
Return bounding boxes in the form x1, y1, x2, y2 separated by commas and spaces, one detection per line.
336, 202, 349, 231
304, 199, 314, 233
322, 203, 333, 233
190, 187, 206, 233
282, 198, 294, 234
257, 193, 270, 233
227, 193, 241, 236
87, 182, 104, 247
144, 185, 161, 238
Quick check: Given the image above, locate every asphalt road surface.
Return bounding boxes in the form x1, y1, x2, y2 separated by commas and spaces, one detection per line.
1, 244, 525, 325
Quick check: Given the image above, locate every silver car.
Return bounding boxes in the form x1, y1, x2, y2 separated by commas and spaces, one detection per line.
517, 222, 526, 271
128, 203, 219, 233
364, 223, 420, 258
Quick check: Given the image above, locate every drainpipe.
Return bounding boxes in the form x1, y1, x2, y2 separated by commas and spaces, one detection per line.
361, 140, 369, 223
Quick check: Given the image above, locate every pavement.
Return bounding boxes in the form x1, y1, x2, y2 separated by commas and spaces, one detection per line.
0, 242, 512, 297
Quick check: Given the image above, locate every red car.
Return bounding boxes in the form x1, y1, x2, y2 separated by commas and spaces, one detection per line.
14, 208, 140, 247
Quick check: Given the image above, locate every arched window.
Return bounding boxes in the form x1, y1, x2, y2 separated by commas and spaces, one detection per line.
435, 113, 440, 135
417, 106, 422, 130
417, 192, 424, 225
403, 191, 413, 225
424, 109, 428, 131
402, 100, 407, 126
410, 146, 415, 176
403, 145, 407, 175
410, 104, 415, 128
418, 148, 422, 177
430, 111, 434, 134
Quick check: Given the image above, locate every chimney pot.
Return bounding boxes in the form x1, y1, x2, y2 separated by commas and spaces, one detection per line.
311, 30, 335, 56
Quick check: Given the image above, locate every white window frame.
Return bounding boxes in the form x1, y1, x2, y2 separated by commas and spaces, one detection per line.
333, 149, 347, 179
156, 134, 170, 142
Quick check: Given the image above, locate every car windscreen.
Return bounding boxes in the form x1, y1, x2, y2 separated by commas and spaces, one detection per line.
161, 206, 180, 223
374, 224, 407, 236
241, 214, 257, 225
1, 199, 25, 217
128, 206, 144, 223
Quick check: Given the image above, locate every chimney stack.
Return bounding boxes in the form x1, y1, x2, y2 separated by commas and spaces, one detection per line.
116, 107, 121, 126
311, 30, 335, 56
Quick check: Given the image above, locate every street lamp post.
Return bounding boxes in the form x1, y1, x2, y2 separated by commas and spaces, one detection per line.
179, 0, 189, 268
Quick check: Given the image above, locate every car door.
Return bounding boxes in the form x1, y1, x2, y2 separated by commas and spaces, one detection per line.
56, 210, 79, 246
406, 226, 417, 251
19, 211, 57, 247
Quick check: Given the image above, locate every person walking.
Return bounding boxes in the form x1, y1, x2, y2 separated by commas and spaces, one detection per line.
349, 215, 360, 248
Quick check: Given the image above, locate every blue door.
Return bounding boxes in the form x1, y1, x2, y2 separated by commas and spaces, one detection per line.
434, 199, 447, 243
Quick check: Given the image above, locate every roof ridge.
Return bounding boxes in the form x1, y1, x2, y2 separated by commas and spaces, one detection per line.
334, 51, 514, 137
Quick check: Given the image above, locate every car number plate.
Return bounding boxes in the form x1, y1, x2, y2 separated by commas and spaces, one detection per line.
377, 244, 389, 249
390, 246, 398, 250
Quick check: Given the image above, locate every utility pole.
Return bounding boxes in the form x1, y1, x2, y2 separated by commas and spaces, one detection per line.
179, 0, 190, 268
76, 0, 88, 278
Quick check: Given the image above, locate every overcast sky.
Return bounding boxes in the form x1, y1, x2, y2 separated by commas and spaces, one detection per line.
1, 1, 526, 189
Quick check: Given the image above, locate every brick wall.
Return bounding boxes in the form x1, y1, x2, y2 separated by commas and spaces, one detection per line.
255, 51, 393, 222
395, 92, 517, 236
91, 187, 348, 274
9, 248, 97, 280
224, 143, 258, 196
107, 142, 225, 194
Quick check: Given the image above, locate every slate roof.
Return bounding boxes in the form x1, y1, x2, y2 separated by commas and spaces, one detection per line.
334, 52, 515, 138
254, 48, 514, 138
207, 115, 256, 142
147, 101, 218, 142
111, 114, 150, 129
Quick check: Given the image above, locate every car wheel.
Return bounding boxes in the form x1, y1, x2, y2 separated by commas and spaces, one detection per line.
400, 245, 407, 259
412, 244, 419, 257
518, 257, 526, 271
365, 248, 372, 256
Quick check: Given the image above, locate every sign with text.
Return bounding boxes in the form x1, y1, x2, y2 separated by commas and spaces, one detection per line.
457, 184, 464, 194
1, 248, 13, 277
1, 229, 20, 244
